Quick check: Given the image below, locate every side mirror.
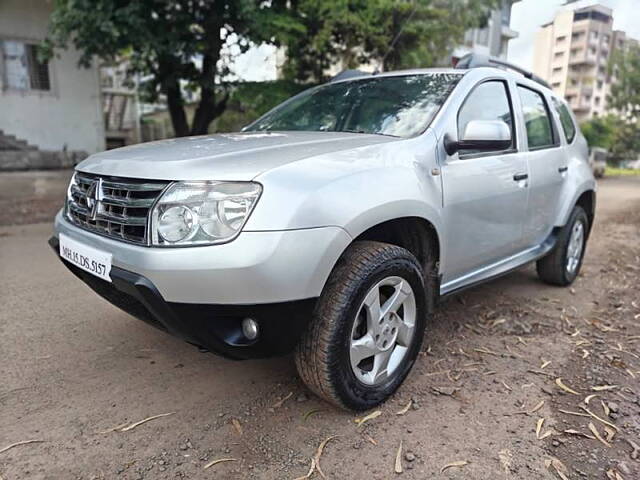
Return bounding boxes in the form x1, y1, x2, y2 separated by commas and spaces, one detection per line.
444, 120, 511, 156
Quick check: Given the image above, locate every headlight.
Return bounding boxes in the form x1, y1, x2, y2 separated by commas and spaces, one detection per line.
150, 181, 262, 246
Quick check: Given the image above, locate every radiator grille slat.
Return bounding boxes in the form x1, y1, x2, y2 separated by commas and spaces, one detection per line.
66, 172, 168, 245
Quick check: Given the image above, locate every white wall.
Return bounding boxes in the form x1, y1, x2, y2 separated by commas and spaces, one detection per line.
0, 0, 105, 153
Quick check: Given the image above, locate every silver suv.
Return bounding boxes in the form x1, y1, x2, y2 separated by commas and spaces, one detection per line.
51, 55, 596, 410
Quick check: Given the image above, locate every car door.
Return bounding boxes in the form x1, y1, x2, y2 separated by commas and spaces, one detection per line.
440, 79, 529, 285
516, 86, 566, 248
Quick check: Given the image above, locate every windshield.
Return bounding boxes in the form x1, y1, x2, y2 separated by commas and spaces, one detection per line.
245, 73, 461, 138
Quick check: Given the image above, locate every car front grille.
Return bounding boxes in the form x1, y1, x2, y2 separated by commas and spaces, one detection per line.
66, 172, 169, 245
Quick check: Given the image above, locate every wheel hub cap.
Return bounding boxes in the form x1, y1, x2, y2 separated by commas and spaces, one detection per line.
566, 221, 585, 275
349, 276, 417, 386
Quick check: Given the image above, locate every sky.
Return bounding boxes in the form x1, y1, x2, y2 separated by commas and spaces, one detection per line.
508, 0, 640, 69
228, 0, 640, 81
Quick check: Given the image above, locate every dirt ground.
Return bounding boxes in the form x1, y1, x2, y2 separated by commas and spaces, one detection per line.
1, 171, 639, 480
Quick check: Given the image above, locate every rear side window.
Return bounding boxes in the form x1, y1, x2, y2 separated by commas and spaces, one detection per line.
552, 97, 576, 143
457, 80, 515, 155
517, 86, 556, 150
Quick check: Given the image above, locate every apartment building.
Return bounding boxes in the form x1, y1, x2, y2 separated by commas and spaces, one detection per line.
532, 4, 630, 121
453, 0, 520, 61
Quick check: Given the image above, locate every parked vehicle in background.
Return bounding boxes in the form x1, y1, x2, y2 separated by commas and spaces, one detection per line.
589, 147, 608, 178
50, 54, 596, 410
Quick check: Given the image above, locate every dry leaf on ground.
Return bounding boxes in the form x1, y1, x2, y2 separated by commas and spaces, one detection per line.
394, 440, 403, 474
314, 435, 338, 480
580, 407, 619, 432
536, 418, 545, 439
546, 457, 570, 480
0, 439, 45, 454
203, 458, 236, 470
303, 408, 324, 421
441, 460, 469, 473
396, 401, 412, 415
555, 378, 580, 395
588, 422, 611, 447
592, 385, 618, 391
564, 429, 595, 439
272, 392, 293, 409
498, 449, 512, 473
528, 400, 545, 414
120, 412, 175, 432
232, 418, 243, 436
292, 458, 316, 480
354, 410, 382, 427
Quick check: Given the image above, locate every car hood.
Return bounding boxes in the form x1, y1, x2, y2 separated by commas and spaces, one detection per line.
77, 131, 400, 181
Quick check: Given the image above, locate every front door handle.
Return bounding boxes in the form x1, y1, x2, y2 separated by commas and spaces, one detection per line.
513, 173, 528, 181
558, 166, 568, 173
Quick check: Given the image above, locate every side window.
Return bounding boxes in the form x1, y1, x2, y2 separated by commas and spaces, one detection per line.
517, 86, 556, 149
458, 80, 515, 155
552, 97, 576, 143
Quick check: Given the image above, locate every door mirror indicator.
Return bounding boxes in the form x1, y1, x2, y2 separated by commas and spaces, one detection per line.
444, 120, 512, 155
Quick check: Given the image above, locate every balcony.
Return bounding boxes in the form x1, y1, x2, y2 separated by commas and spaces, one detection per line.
569, 52, 597, 66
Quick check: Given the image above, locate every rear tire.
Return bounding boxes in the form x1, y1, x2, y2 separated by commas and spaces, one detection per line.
536, 205, 589, 286
295, 241, 427, 411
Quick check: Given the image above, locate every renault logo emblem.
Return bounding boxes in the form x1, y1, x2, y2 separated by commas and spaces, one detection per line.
85, 178, 102, 221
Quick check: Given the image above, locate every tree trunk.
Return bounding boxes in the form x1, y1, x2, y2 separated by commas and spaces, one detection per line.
159, 57, 189, 137
166, 79, 189, 137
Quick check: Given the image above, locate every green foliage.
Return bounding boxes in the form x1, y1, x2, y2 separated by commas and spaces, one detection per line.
580, 115, 617, 150
281, 0, 501, 83
608, 42, 640, 118
215, 80, 311, 132
43, 0, 300, 136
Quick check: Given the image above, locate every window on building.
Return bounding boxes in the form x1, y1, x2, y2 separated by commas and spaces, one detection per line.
458, 80, 515, 155
552, 97, 576, 143
552, 82, 561, 89
556, 35, 567, 44
591, 31, 599, 40
554, 51, 564, 59
594, 96, 600, 106
552, 67, 563, 75
597, 80, 604, 89
2, 40, 51, 91
517, 86, 556, 149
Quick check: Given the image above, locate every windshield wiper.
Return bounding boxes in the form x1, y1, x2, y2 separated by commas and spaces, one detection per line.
339, 129, 400, 138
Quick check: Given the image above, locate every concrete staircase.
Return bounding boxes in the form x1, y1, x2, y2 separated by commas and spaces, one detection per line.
0, 130, 88, 171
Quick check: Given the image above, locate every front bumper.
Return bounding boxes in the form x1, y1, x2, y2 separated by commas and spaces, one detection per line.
49, 236, 316, 359
53, 210, 352, 304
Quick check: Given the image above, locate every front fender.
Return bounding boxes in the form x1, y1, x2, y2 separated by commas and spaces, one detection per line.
245, 133, 444, 237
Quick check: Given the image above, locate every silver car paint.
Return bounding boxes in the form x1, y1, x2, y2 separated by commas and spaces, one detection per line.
55, 67, 595, 305
76, 131, 397, 181
54, 211, 352, 304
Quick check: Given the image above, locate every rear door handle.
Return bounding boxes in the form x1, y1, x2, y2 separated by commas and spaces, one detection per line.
558, 166, 568, 173
513, 173, 528, 181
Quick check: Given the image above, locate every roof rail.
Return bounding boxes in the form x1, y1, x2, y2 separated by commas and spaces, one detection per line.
454, 53, 551, 89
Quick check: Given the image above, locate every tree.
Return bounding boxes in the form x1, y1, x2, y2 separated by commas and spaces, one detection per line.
281, 0, 500, 83
608, 42, 640, 118
43, 0, 302, 136
606, 42, 640, 160
580, 115, 617, 150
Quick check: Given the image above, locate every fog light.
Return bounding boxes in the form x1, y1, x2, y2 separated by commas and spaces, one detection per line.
242, 318, 259, 340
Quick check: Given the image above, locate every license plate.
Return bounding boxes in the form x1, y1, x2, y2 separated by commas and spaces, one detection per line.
59, 233, 112, 282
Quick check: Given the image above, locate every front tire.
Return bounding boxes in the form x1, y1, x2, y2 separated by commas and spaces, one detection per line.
295, 241, 427, 411
536, 205, 589, 286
